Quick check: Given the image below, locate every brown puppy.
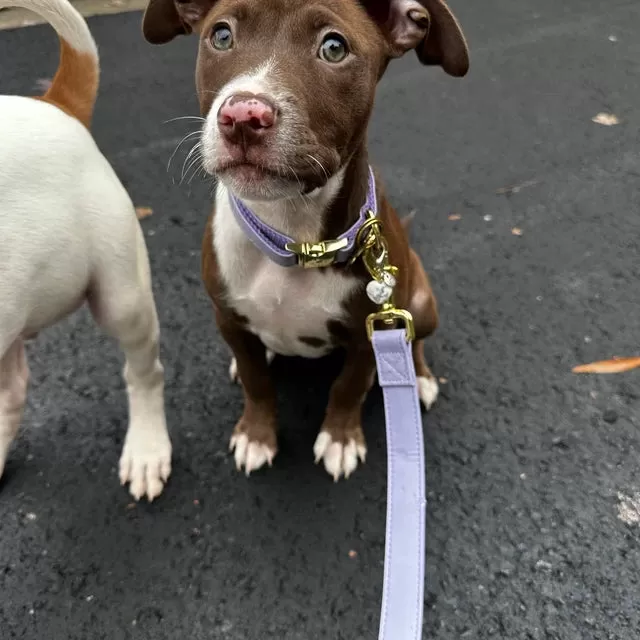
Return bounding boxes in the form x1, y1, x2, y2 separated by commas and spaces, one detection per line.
142, 0, 469, 480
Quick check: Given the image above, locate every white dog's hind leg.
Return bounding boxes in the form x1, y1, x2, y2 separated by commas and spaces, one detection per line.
90, 225, 171, 502
0, 339, 29, 479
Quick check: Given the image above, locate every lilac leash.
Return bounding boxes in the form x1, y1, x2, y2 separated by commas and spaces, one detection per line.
372, 329, 426, 640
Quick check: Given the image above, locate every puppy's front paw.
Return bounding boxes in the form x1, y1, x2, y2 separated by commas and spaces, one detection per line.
417, 376, 439, 410
314, 427, 367, 482
119, 427, 172, 502
229, 418, 277, 476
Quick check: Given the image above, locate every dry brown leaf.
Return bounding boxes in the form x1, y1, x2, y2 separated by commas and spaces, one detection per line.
135, 206, 153, 219
511, 227, 523, 236
448, 214, 461, 221
572, 357, 640, 374
592, 112, 620, 126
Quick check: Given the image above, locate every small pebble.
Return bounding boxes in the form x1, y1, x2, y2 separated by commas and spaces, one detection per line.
603, 409, 618, 424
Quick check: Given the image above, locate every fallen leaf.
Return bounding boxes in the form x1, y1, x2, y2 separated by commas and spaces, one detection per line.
438, 377, 448, 384
511, 227, 523, 236
135, 206, 153, 219
496, 179, 538, 195
617, 492, 640, 525
348, 550, 357, 559
572, 357, 640, 374
592, 112, 620, 126
448, 214, 461, 221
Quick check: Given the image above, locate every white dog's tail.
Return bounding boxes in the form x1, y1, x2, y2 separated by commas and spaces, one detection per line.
0, 0, 99, 128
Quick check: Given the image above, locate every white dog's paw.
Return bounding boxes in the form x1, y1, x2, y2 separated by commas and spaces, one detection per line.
313, 430, 367, 482
229, 432, 276, 476
119, 428, 172, 502
417, 376, 439, 410
229, 350, 275, 385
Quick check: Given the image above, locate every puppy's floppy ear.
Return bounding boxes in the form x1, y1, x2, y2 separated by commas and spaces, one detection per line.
366, 0, 469, 77
142, 0, 215, 44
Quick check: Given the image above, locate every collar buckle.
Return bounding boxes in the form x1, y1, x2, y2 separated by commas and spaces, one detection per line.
285, 237, 349, 268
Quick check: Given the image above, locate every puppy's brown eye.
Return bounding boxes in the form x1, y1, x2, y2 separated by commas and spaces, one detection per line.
211, 23, 233, 51
319, 33, 349, 63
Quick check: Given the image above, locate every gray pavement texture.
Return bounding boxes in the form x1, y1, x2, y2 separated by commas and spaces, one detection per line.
1, 1, 640, 639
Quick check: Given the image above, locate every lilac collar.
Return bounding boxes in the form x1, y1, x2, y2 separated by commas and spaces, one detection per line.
228, 166, 378, 268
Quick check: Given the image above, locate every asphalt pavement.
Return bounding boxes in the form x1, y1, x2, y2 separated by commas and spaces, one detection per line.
1, 1, 640, 638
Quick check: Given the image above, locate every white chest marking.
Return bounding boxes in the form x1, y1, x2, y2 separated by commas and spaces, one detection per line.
212, 178, 361, 358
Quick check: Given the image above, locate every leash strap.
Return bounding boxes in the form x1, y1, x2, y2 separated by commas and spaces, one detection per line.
372, 328, 426, 640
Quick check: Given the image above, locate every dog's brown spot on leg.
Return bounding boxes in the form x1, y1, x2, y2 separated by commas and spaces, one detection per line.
405, 249, 440, 409
217, 310, 278, 475
314, 346, 375, 481
412, 339, 439, 410
407, 249, 439, 338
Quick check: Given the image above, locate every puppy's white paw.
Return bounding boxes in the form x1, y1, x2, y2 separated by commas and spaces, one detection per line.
230, 432, 275, 476
418, 376, 439, 410
119, 428, 172, 502
229, 350, 275, 385
313, 430, 367, 482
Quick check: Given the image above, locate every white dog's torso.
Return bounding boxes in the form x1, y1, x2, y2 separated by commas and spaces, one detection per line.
0, 96, 139, 339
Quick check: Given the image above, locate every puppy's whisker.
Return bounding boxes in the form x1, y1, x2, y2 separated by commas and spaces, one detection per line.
167, 130, 202, 174
184, 151, 206, 186
187, 163, 207, 186
180, 143, 203, 185
169, 132, 200, 177
164, 115, 206, 124
306, 154, 329, 182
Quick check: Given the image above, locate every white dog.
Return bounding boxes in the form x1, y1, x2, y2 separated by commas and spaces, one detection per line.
0, 0, 171, 501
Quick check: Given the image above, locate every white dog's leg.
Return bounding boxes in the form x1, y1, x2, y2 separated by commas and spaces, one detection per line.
0, 339, 29, 478
90, 225, 171, 502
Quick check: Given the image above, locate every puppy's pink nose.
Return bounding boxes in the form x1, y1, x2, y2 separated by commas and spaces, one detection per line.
217, 93, 277, 144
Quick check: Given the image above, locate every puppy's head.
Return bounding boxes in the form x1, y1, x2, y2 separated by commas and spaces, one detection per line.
143, 0, 469, 201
